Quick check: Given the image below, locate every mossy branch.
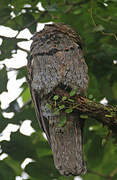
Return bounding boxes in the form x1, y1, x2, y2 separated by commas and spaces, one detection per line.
52, 88, 117, 135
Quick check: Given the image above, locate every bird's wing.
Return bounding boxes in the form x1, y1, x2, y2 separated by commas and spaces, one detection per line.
27, 56, 51, 145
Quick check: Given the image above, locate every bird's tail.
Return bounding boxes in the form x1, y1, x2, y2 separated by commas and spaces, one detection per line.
49, 113, 86, 176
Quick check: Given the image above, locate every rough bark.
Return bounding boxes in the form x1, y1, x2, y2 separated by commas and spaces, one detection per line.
54, 88, 117, 135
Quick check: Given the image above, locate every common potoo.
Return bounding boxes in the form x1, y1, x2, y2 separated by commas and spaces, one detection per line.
27, 23, 88, 176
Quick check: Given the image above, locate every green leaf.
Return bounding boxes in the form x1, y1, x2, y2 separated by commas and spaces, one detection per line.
11, 0, 31, 9
46, 103, 51, 109
69, 90, 76, 97
54, 108, 59, 115
22, 87, 31, 103
53, 95, 59, 100
102, 138, 106, 146
59, 105, 65, 110
65, 108, 73, 113
25, 156, 59, 179
16, 66, 27, 79
0, 65, 8, 94
0, 161, 16, 180
0, 0, 10, 9
36, 141, 52, 158
0, 8, 11, 25
0, 115, 12, 133
62, 96, 67, 101
68, 98, 74, 102
1, 131, 37, 161
22, 13, 36, 33
93, 25, 104, 32
4, 156, 22, 176
80, 115, 88, 119
112, 82, 117, 100
88, 94, 93, 99
73, 9, 81, 15
0, 37, 24, 60
105, 114, 113, 118
86, 135, 105, 168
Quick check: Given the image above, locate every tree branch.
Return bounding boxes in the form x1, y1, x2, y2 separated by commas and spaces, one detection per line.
90, 7, 117, 41
16, 45, 29, 54
65, 0, 90, 13
18, 11, 49, 32
108, 167, 117, 179
53, 88, 117, 135
0, 35, 28, 41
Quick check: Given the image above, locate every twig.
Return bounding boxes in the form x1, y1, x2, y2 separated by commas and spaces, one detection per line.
90, 7, 117, 40
14, 10, 49, 39
7, 66, 27, 72
108, 167, 117, 178
88, 169, 111, 179
16, 45, 29, 54
0, 35, 28, 42
47, 0, 51, 5
0, 16, 11, 25
21, 11, 49, 31
65, 0, 90, 13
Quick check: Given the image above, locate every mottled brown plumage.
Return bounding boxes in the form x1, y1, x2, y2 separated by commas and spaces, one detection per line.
27, 23, 88, 176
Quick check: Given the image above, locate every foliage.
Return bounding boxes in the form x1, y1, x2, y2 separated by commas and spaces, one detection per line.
0, 0, 117, 180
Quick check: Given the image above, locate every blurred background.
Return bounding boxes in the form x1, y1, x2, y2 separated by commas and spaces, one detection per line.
0, 0, 117, 180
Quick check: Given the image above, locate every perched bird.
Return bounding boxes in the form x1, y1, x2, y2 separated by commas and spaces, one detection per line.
27, 23, 88, 176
